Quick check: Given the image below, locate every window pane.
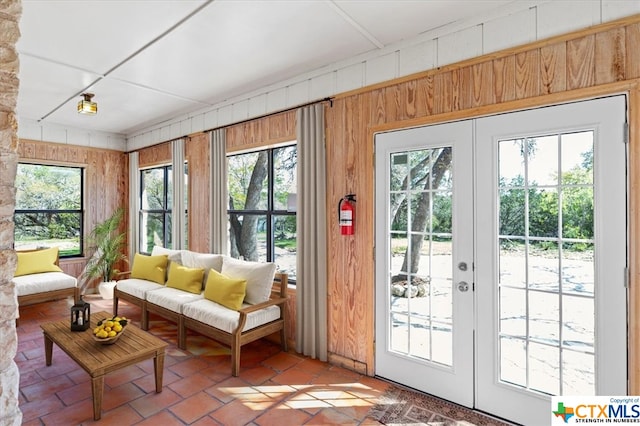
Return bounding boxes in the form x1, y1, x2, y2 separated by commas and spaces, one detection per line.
228, 152, 268, 210
274, 215, 296, 280
14, 212, 81, 256
16, 164, 81, 210
140, 212, 164, 253
167, 165, 173, 208
142, 168, 166, 209
273, 146, 297, 211
229, 213, 267, 262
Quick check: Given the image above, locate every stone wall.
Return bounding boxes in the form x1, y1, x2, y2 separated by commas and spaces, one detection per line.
0, 1, 22, 425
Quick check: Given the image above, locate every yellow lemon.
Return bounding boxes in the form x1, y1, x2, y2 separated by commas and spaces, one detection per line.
113, 324, 122, 332
93, 327, 101, 334
97, 331, 108, 339
104, 326, 111, 332
105, 321, 114, 328
113, 317, 121, 322
108, 330, 117, 337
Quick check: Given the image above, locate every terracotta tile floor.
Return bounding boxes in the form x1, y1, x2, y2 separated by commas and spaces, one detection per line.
15, 295, 389, 425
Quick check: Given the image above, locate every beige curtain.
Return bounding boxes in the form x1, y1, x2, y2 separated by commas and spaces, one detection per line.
210, 129, 228, 254
128, 151, 139, 261
172, 138, 186, 249
296, 104, 328, 361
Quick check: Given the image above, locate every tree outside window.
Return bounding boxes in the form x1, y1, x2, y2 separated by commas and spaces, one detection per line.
228, 145, 297, 281
14, 163, 83, 257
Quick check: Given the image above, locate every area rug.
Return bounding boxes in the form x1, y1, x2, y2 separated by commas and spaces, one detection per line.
367, 386, 514, 426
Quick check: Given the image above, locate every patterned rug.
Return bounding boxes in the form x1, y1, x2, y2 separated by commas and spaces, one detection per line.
367, 386, 514, 426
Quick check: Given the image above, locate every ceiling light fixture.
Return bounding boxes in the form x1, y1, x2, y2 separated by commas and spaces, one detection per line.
77, 93, 97, 115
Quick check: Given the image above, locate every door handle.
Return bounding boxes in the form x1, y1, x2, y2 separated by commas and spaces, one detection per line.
458, 281, 469, 292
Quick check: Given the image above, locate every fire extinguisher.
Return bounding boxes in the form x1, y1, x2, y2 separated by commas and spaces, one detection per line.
338, 194, 356, 235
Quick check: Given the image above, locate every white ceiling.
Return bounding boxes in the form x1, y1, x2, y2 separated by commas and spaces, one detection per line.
17, 0, 515, 137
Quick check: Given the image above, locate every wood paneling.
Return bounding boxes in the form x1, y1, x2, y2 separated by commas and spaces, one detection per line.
226, 110, 296, 152
138, 142, 171, 168
17, 140, 128, 291
326, 17, 640, 378
185, 133, 210, 253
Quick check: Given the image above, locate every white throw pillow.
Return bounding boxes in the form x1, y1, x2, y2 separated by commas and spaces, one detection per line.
181, 250, 224, 286
221, 256, 276, 304
151, 246, 183, 264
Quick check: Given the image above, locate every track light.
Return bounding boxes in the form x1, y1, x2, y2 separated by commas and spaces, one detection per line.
77, 93, 97, 115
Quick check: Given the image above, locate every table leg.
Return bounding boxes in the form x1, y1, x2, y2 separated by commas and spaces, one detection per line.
154, 351, 165, 393
91, 375, 104, 421
44, 334, 53, 366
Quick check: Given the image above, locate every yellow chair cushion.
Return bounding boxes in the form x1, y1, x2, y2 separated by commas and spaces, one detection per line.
15, 247, 63, 277
166, 262, 204, 294
204, 269, 247, 311
130, 253, 168, 284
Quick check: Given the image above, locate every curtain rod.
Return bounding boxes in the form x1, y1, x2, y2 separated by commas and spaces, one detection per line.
127, 97, 333, 154
203, 96, 334, 133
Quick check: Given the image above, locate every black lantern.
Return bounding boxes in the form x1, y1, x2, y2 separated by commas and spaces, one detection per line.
70, 297, 90, 331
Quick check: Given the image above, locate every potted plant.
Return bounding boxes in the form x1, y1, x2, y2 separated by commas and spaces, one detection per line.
80, 207, 128, 299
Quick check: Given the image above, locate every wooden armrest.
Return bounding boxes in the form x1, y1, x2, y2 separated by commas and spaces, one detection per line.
115, 271, 132, 279
238, 297, 287, 315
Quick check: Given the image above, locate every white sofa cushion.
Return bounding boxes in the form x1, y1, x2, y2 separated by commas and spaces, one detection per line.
146, 287, 204, 313
116, 278, 163, 299
13, 272, 76, 296
221, 256, 276, 304
181, 250, 223, 285
182, 298, 281, 334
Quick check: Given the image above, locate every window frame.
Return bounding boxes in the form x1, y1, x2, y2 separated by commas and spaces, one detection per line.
139, 164, 172, 253
14, 162, 85, 258
227, 144, 297, 282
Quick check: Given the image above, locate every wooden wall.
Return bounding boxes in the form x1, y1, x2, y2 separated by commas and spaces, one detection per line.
186, 133, 210, 253
325, 15, 640, 380
17, 140, 128, 289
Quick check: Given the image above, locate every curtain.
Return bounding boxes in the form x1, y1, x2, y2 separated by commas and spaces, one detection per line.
128, 151, 139, 261
295, 104, 328, 361
210, 129, 228, 254
172, 139, 186, 249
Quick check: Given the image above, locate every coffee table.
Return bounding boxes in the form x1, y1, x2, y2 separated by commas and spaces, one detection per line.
41, 311, 168, 420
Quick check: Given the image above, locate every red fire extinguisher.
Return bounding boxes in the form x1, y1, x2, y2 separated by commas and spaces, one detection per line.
338, 194, 356, 235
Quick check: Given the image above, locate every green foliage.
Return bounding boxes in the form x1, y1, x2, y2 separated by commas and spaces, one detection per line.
80, 208, 128, 291
14, 164, 82, 253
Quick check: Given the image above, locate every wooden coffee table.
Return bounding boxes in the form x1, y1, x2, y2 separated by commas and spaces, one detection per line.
41, 311, 168, 420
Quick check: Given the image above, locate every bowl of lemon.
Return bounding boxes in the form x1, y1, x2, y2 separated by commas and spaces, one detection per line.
92, 316, 128, 344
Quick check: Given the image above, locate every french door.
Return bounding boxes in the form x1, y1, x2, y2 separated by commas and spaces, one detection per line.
375, 96, 628, 425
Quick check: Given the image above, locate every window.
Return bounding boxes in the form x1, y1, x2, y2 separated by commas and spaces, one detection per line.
14, 163, 84, 257
140, 165, 172, 253
139, 164, 188, 253
228, 145, 297, 281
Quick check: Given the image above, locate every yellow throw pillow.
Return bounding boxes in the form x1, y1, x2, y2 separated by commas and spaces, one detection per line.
204, 269, 247, 311
15, 247, 63, 277
166, 262, 204, 294
130, 253, 168, 284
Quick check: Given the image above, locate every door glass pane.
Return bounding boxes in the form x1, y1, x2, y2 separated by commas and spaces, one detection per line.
497, 131, 595, 396
388, 147, 453, 367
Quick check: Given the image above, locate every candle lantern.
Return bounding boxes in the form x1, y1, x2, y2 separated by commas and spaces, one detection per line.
70, 297, 90, 331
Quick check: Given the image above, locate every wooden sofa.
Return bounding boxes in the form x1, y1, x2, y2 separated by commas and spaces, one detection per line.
14, 247, 79, 308
113, 248, 288, 376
